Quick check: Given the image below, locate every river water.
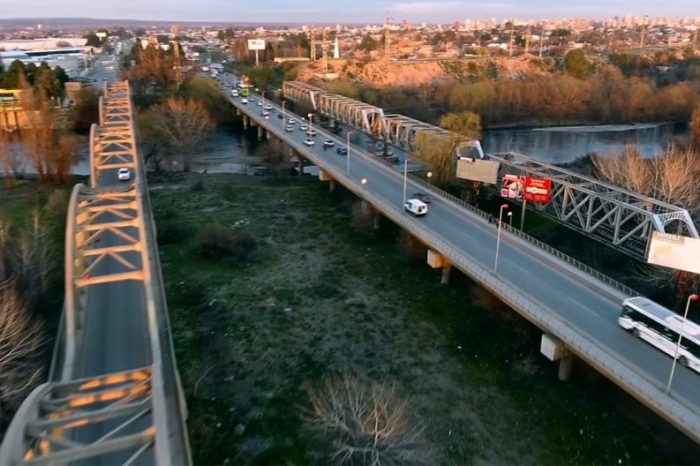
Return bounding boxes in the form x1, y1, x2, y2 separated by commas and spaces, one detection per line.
3, 122, 688, 177
482, 123, 689, 164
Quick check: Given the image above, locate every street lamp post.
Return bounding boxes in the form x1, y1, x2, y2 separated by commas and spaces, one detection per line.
282, 101, 287, 121
494, 204, 509, 275
308, 113, 313, 136
346, 131, 353, 175
507, 211, 513, 227
402, 158, 408, 206
665, 293, 699, 394
426, 171, 433, 184
261, 91, 266, 106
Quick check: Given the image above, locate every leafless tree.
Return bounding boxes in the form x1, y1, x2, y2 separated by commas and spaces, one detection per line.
592, 147, 700, 296
18, 73, 77, 183
146, 98, 215, 172
0, 283, 47, 415
592, 146, 700, 218
0, 215, 55, 310
256, 138, 289, 176
306, 372, 431, 466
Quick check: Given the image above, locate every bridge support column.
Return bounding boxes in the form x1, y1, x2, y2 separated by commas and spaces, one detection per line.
427, 250, 451, 285
373, 214, 380, 230
298, 156, 304, 175
361, 200, 371, 215
265, 129, 270, 141
257, 125, 263, 141
242, 115, 248, 130
319, 170, 335, 191
540, 334, 573, 381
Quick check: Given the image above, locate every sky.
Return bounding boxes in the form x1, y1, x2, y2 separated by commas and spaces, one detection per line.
2, 0, 700, 24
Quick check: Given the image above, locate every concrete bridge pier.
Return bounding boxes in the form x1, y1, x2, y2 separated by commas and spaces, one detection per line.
540, 334, 573, 381
360, 200, 372, 216
427, 250, 452, 285
319, 170, 335, 192
242, 114, 248, 130
257, 125, 263, 141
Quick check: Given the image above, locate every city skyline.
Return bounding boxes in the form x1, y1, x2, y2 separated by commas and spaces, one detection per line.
2, 0, 700, 24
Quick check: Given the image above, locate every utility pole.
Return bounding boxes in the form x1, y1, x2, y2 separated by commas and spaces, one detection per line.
384, 13, 392, 61
309, 28, 316, 61
322, 29, 329, 74
509, 20, 515, 57
172, 41, 182, 90
539, 26, 545, 58
525, 27, 531, 55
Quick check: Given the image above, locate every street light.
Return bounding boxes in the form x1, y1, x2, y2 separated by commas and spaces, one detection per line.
665, 293, 699, 394
346, 131, 353, 175
402, 158, 408, 205
426, 171, 433, 184
494, 204, 509, 275
282, 101, 287, 121
261, 91, 266, 106
308, 113, 313, 135
507, 211, 513, 227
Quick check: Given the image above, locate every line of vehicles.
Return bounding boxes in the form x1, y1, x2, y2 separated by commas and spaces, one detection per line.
224, 75, 700, 379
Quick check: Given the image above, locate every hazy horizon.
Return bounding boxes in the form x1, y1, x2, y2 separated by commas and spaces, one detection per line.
1, 0, 699, 25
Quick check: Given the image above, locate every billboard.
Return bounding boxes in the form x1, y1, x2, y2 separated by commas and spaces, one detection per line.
647, 232, 700, 274
500, 174, 523, 200
524, 177, 552, 204
456, 158, 500, 184
247, 39, 266, 50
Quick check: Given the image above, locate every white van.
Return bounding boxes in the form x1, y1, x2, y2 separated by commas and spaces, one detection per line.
231, 89, 239, 97
404, 199, 428, 216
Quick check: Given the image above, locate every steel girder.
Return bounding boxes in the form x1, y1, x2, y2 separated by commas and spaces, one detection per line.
490, 152, 699, 258
0, 81, 191, 466
281, 81, 483, 157
73, 186, 144, 288
0, 368, 155, 465
315, 93, 384, 135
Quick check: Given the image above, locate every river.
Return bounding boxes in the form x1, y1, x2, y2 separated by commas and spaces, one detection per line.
482, 123, 689, 164
3, 122, 689, 177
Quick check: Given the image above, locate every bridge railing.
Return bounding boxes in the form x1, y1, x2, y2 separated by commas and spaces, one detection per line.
368, 150, 643, 300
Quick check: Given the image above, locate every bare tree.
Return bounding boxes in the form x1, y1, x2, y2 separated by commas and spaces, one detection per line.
0, 283, 47, 416
592, 146, 700, 297
18, 73, 77, 183
147, 98, 215, 172
592, 146, 700, 217
306, 372, 431, 466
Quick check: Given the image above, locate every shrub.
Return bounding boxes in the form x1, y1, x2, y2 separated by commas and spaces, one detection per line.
194, 223, 256, 261
305, 373, 431, 466
156, 222, 191, 245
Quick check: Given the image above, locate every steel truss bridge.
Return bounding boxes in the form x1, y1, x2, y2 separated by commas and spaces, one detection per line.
0, 82, 191, 465
282, 81, 698, 259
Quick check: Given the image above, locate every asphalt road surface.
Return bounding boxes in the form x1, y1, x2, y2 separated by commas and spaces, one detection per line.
227, 86, 700, 414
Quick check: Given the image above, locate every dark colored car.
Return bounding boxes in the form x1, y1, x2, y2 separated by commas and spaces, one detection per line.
412, 192, 432, 203
336, 146, 348, 155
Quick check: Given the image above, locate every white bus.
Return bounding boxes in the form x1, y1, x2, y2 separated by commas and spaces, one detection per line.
619, 297, 700, 374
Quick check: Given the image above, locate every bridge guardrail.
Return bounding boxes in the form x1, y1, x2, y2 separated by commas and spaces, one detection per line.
235, 91, 700, 446
409, 171, 641, 298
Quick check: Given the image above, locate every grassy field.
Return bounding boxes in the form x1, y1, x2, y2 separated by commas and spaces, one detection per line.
151, 173, 690, 465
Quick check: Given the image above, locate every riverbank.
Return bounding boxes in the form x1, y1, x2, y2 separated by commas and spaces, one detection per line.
151, 172, 694, 465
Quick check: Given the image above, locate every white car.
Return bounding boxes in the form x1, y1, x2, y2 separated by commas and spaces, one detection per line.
264, 104, 273, 110
241, 98, 248, 104
287, 118, 296, 124
117, 168, 131, 181
285, 125, 294, 132
300, 124, 308, 131
404, 199, 428, 216
306, 129, 317, 137
257, 101, 263, 106
303, 139, 315, 146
